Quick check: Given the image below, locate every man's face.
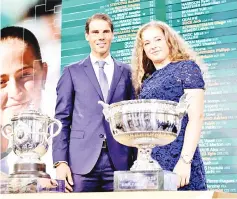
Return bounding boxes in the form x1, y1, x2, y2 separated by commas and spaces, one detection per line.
0, 39, 47, 126
85, 19, 114, 59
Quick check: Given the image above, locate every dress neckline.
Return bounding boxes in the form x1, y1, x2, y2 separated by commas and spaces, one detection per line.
142, 62, 172, 85
155, 62, 172, 71
151, 62, 172, 77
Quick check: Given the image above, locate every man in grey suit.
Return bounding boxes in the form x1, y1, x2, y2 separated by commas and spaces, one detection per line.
52, 13, 135, 192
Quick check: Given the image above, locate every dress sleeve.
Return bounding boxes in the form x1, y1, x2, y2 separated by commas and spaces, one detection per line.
180, 61, 205, 89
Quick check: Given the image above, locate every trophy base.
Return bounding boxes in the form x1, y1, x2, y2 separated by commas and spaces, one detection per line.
0, 178, 65, 194
10, 163, 50, 178
114, 170, 177, 191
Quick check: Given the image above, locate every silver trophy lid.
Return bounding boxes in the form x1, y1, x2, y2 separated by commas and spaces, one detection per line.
10, 102, 50, 121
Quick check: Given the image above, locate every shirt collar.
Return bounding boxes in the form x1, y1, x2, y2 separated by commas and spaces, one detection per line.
90, 53, 113, 66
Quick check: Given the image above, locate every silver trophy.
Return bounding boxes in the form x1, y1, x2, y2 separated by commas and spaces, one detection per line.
2, 105, 62, 179
99, 94, 189, 191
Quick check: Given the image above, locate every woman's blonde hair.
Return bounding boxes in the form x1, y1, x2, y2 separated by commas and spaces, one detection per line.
131, 20, 204, 97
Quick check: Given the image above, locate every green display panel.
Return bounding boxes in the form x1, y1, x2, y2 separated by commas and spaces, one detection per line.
61, 0, 166, 67
61, 0, 237, 192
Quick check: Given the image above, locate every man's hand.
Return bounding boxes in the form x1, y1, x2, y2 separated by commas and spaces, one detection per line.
38, 178, 58, 189
56, 162, 73, 192
173, 159, 191, 188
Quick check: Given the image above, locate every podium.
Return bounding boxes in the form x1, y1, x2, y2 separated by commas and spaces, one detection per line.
1, 191, 237, 199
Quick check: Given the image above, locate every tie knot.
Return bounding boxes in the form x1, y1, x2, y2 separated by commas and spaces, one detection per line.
98, 60, 106, 69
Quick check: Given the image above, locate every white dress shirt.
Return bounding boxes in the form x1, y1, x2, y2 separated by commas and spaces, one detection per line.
90, 53, 114, 88
90, 54, 114, 141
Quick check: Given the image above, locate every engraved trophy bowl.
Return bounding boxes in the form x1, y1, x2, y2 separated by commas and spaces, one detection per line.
99, 94, 189, 172
2, 106, 62, 178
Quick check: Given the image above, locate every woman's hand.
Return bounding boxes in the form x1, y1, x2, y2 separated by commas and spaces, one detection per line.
173, 158, 191, 188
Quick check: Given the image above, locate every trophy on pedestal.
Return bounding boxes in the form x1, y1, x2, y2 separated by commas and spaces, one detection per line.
1, 104, 63, 193
99, 94, 189, 191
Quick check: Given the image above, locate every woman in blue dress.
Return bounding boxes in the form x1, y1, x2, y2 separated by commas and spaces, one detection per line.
131, 21, 207, 190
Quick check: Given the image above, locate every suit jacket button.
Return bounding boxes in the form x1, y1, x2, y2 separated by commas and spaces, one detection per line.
99, 134, 104, 138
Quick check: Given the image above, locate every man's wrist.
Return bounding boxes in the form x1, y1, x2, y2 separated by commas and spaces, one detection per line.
54, 161, 68, 168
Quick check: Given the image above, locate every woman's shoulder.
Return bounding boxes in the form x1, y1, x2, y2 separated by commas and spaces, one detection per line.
173, 60, 198, 67
172, 60, 201, 72
172, 60, 205, 89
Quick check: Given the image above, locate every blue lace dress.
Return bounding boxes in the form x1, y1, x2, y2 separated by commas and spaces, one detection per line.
139, 60, 207, 190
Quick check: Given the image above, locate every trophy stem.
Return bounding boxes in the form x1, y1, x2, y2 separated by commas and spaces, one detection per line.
130, 144, 162, 171
18, 153, 41, 163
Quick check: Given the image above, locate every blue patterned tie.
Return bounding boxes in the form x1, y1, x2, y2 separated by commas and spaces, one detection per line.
98, 61, 109, 101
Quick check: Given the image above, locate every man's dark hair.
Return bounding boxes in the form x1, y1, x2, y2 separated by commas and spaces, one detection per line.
85, 13, 114, 34
1, 26, 42, 60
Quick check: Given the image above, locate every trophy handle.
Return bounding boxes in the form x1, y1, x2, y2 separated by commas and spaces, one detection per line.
47, 118, 62, 141
2, 124, 13, 140
98, 101, 110, 121
176, 93, 191, 115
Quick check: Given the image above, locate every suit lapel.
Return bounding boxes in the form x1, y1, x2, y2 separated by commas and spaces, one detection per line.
107, 59, 124, 103
83, 56, 104, 100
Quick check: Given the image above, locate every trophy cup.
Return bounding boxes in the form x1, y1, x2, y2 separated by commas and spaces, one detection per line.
99, 94, 189, 191
1, 105, 63, 193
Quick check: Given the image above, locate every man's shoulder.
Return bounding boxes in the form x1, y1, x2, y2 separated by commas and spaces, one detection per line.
65, 56, 90, 70
114, 59, 131, 71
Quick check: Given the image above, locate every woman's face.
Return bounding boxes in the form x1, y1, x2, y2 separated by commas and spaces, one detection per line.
141, 26, 171, 68
0, 39, 47, 152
